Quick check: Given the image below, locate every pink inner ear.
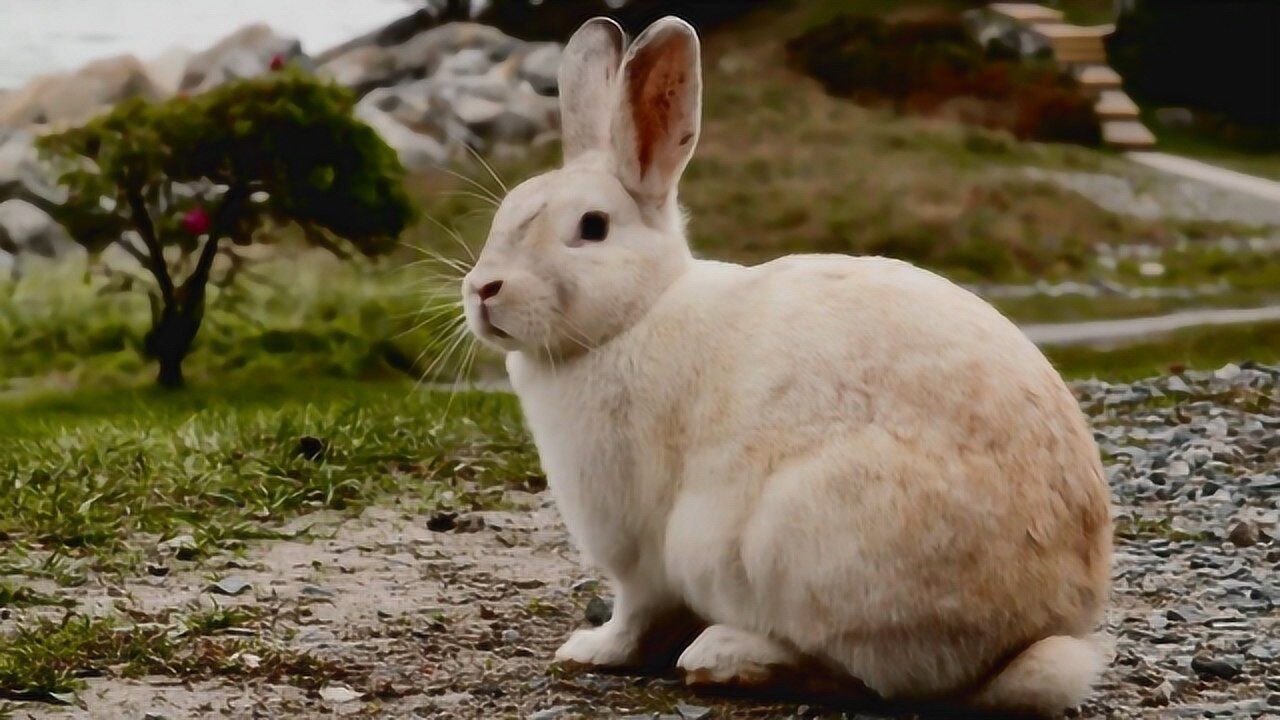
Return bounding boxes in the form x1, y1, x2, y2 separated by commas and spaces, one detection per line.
625, 32, 692, 180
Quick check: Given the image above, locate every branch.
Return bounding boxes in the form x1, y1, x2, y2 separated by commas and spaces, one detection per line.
125, 186, 175, 305
180, 183, 249, 300
113, 235, 151, 267
302, 225, 353, 260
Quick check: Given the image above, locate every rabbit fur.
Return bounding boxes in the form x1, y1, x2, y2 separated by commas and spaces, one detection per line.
461, 16, 1112, 716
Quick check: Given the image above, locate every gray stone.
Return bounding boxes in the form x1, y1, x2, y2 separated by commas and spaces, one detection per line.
180, 24, 304, 94
207, 576, 252, 596
519, 43, 562, 96
0, 54, 164, 128
584, 595, 612, 626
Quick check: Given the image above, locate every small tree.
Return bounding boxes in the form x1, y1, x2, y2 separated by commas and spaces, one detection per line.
38, 73, 416, 387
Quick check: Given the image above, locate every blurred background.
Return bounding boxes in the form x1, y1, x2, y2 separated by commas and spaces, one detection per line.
1, 1, 1278, 715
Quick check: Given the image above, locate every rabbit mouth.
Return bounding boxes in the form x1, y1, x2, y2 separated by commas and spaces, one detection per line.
479, 304, 511, 339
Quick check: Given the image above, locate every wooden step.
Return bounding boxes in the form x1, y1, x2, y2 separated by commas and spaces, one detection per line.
1095, 89, 1141, 119
1031, 23, 1114, 40
1031, 23, 1110, 64
1075, 64, 1123, 91
989, 2, 1064, 22
1102, 120, 1157, 148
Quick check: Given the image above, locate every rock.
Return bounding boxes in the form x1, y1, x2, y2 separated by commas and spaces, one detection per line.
1190, 654, 1242, 680
451, 94, 506, 127
142, 47, 193, 97
1226, 518, 1260, 547
426, 512, 458, 532
676, 704, 713, 720
157, 534, 199, 560
207, 577, 252, 596
438, 48, 493, 77
319, 684, 364, 704
519, 43, 562, 96
0, 131, 64, 207
317, 45, 398, 94
529, 707, 575, 720
354, 98, 448, 171
322, 22, 516, 97
300, 584, 336, 600
584, 595, 613, 626
454, 513, 486, 533
0, 199, 75, 265
294, 436, 328, 461
501, 628, 520, 643
180, 24, 304, 94
0, 55, 164, 128
1214, 363, 1242, 382
145, 563, 170, 577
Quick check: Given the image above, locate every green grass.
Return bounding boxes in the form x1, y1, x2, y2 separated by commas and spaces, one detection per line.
0, 606, 356, 703
1140, 109, 1280, 182
1045, 320, 1280, 381
0, 379, 537, 580
0, 251, 485, 393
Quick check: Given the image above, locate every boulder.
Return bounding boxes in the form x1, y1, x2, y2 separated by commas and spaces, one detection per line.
0, 55, 164, 128
179, 24, 305, 94
451, 94, 506, 127
319, 22, 520, 96
0, 131, 64, 208
518, 43, 562, 96
316, 45, 398, 94
437, 47, 494, 78
354, 96, 448, 171
144, 47, 194, 97
0, 199, 77, 260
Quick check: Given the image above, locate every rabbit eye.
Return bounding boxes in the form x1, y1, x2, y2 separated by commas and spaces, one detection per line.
579, 211, 609, 242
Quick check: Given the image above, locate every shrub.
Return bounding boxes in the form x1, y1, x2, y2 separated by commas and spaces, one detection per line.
786, 15, 1100, 144
37, 73, 416, 387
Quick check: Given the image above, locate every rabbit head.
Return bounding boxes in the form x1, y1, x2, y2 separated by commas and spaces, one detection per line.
463, 17, 702, 357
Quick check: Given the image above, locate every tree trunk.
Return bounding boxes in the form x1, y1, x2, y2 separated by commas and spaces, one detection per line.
156, 348, 186, 388
147, 306, 200, 389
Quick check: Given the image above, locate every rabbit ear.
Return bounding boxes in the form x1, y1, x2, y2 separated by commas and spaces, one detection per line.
559, 17, 626, 162
611, 17, 701, 201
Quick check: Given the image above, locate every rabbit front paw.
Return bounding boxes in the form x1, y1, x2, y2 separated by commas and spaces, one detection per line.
554, 624, 639, 668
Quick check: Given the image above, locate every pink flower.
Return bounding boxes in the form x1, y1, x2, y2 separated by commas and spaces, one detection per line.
182, 207, 211, 236
270, 53, 286, 71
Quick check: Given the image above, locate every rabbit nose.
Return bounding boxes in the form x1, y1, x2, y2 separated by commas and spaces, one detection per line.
475, 279, 504, 301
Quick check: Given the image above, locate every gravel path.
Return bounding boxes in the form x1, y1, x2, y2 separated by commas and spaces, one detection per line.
7, 367, 1279, 719
1022, 305, 1280, 347
1126, 153, 1280, 205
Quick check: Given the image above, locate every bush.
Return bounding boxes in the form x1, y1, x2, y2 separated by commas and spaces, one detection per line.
37, 73, 417, 387
786, 15, 1100, 144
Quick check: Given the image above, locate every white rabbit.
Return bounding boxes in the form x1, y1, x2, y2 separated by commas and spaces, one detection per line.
461, 16, 1112, 716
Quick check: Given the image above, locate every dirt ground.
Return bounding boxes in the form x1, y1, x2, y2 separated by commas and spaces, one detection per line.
3, 489, 1270, 719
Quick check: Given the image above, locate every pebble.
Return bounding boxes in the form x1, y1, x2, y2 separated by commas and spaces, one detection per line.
207, 577, 251, 596
583, 595, 612, 627
1073, 366, 1278, 715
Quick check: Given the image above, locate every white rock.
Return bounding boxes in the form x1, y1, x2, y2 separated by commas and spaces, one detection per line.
180, 24, 303, 94
519, 43, 562, 95
319, 685, 363, 704
0, 55, 163, 128
354, 99, 447, 171
1138, 261, 1165, 277
451, 94, 505, 126
143, 46, 193, 97
0, 199, 74, 259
